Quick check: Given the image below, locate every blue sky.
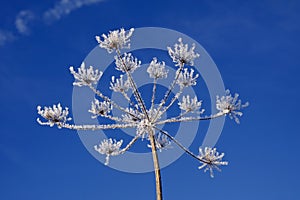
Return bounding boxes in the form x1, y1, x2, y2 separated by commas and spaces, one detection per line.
0, 0, 299, 199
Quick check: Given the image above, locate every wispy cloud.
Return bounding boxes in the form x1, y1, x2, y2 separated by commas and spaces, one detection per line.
0, 0, 105, 46
15, 10, 35, 35
0, 30, 16, 46
44, 0, 105, 23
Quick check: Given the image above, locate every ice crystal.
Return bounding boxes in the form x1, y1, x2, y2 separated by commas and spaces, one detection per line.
198, 147, 228, 178
178, 95, 204, 113
89, 99, 112, 118
147, 57, 168, 79
216, 89, 249, 124
69, 63, 102, 87
95, 28, 134, 53
110, 75, 131, 93
115, 53, 141, 73
94, 138, 123, 165
177, 68, 199, 88
167, 38, 200, 66
37, 103, 72, 128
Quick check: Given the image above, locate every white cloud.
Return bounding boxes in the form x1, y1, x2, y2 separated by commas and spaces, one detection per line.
15, 10, 35, 35
43, 0, 105, 23
0, 30, 15, 46
0, 0, 105, 47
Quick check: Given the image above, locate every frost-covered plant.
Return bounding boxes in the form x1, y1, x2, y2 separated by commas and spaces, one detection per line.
216, 89, 249, 124
167, 38, 200, 66
94, 138, 123, 165
69, 63, 102, 87
37, 28, 248, 200
198, 147, 228, 178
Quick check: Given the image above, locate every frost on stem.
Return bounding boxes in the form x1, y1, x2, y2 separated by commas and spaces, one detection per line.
167, 38, 200, 67
216, 89, 249, 124
37, 103, 72, 128
94, 138, 123, 165
198, 147, 228, 178
110, 75, 131, 93
89, 99, 112, 118
95, 28, 134, 53
69, 63, 102, 87
115, 53, 141, 73
177, 68, 199, 88
147, 58, 168, 79
178, 95, 205, 114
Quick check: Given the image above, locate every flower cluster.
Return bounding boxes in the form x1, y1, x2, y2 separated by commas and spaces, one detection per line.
177, 68, 199, 88
147, 58, 168, 79
37, 103, 72, 128
115, 53, 141, 73
167, 38, 200, 66
153, 133, 172, 152
121, 108, 143, 124
110, 75, 131, 93
178, 95, 204, 113
69, 63, 102, 87
216, 89, 249, 123
37, 27, 249, 181
198, 147, 228, 178
95, 28, 134, 53
94, 139, 123, 165
89, 99, 112, 118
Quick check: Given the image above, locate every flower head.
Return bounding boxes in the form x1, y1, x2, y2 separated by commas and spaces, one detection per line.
167, 38, 200, 67
69, 63, 102, 87
37, 103, 72, 128
115, 53, 141, 73
110, 75, 131, 93
147, 58, 168, 79
150, 133, 172, 152
122, 108, 143, 124
94, 139, 123, 165
198, 147, 228, 178
177, 68, 199, 88
216, 89, 249, 123
178, 95, 204, 113
95, 28, 134, 53
89, 99, 112, 118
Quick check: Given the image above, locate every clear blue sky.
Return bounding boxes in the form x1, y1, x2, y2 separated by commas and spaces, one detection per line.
0, 0, 299, 199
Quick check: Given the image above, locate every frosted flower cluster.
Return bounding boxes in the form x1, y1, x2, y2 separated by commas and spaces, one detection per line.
110, 75, 131, 93
178, 95, 204, 113
37, 27, 249, 181
198, 147, 228, 178
69, 63, 102, 87
177, 68, 199, 88
167, 38, 200, 66
216, 89, 249, 123
94, 138, 123, 165
147, 58, 168, 79
95, 28, 134, 53
37, 103, 71, 128
153, 133, 172, 152
89, 99, 112, 118
121, 108, 143, 124
115, 53, 141, 73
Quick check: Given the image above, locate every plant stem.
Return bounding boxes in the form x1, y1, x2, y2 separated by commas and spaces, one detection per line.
149, 128, 163, 200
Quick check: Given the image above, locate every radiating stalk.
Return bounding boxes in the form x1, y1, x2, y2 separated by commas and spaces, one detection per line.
149, 128, 163, 200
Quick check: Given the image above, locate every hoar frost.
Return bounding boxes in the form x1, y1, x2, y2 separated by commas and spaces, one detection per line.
37, 27, 249, 179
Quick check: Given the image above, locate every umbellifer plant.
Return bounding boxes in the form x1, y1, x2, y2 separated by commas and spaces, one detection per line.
37, 28, 248, 200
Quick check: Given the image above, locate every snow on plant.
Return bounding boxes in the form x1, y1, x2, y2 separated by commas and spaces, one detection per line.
37, 28, 248, 200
